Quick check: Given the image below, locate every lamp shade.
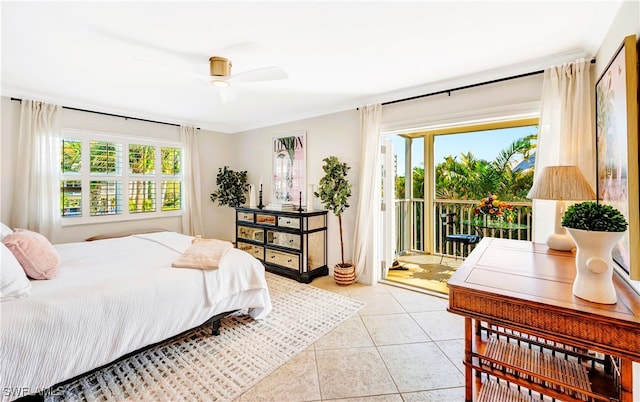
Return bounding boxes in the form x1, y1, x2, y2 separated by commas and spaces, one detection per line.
527, 165, 595, 201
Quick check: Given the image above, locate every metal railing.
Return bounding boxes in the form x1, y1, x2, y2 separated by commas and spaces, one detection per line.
395, 198, 532, 259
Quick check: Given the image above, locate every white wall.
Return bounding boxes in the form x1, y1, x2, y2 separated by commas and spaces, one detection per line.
198, 128, 239, 242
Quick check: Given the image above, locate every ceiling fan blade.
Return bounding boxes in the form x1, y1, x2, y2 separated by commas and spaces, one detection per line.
229, 66, 288, 84
218, 86, 238, 103
134, 58, 208, 81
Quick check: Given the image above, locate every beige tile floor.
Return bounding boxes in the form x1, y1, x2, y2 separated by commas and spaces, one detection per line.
237, 276, 466, 402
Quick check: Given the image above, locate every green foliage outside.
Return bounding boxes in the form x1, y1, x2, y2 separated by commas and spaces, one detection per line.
395, 131, 538, 203
60, 140, 182, 215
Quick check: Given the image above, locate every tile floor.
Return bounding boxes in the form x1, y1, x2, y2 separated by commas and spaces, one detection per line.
237, 276, 466, 402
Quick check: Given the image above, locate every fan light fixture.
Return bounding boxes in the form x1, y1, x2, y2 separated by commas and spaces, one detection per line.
136, 55, 287, 103
209, 56, 232, 88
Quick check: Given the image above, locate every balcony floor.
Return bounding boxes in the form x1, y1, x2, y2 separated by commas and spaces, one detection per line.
386, 253, 463, 295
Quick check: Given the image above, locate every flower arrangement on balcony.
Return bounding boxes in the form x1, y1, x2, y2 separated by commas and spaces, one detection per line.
474, 194, 516, 223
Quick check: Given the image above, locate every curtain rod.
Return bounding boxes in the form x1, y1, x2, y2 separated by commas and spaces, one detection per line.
10, 97, 198, 129
380, 58, 596, 107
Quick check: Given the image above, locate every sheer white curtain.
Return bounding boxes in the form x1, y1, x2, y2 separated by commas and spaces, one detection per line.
11, 100, 61, 241
180, 125, 204, 236
352, 104, 381, 284
531, 58, 594, 242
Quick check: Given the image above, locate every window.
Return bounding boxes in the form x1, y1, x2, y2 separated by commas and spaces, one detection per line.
60, 130, 182, 224
160, 147, 181, 211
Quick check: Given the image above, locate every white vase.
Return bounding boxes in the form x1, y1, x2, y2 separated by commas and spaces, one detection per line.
565, 228, 624, 304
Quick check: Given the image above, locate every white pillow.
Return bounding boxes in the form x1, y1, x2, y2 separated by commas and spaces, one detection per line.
1, 243, 31, 301
0, 223, 13, 241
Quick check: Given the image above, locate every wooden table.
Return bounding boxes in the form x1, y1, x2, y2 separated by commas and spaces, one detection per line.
447, 237, 640, 401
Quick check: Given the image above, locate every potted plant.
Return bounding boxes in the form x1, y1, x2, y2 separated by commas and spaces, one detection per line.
314, 156, 354, 285
210, 166, 250, 208
561, 201, 628, 304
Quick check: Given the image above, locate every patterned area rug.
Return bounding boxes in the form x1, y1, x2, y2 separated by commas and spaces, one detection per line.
47, 273, 363, 401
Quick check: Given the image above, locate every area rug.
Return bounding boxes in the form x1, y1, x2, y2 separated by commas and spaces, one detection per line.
47, 273, 364, 401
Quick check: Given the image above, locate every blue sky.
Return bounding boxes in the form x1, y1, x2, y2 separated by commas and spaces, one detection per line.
390, 125, 537, 176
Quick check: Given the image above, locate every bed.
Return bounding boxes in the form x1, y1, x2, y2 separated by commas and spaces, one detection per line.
0, 230, 272, 401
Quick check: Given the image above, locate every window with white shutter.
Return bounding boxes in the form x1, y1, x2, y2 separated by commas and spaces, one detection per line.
59, 129, 183, 224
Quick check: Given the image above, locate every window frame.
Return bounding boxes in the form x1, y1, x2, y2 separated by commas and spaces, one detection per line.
59, 128, 183, 226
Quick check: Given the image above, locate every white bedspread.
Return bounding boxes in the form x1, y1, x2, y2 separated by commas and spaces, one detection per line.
0, 232, 271, 401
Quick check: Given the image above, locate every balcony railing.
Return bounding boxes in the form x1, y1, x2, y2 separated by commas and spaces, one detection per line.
395, 198, 532, 259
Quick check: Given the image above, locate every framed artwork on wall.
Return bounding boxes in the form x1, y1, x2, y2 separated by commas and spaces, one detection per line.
595, 34, 640, 280
272, 131, 306, 205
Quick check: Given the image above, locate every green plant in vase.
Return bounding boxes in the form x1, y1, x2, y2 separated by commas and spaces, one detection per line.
561, 201, 628, 304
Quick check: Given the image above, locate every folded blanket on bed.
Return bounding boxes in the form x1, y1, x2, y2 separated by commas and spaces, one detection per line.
171, 236, 233, 270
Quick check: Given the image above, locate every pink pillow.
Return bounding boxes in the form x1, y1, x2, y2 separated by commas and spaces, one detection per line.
2, 229, 60, 280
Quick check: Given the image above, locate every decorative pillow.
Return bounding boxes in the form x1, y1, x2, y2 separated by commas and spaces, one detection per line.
0, 223, 13, 241
2, 229, 60, 280
0, 243, 31, 301
172, 236, 233, 270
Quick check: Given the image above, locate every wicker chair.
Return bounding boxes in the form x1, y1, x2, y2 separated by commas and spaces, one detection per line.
440, 212, 481, 264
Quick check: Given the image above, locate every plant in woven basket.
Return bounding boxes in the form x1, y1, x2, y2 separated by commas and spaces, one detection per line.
210, 166, 250, 208
314, 156, 352, 268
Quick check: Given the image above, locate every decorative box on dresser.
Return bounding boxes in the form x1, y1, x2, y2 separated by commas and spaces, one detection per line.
235, 207, 328, 283
447, 237, 640, 402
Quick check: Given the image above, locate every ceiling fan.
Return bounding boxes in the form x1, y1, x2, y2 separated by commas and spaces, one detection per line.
136, 56, 288, 102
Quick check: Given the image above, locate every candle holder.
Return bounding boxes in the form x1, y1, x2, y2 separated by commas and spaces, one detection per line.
297, 191, 303, 212
258, 184, 264, 209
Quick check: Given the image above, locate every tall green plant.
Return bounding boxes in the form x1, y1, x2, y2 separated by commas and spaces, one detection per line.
315, 156, 352, 267
210, 166, 249, 208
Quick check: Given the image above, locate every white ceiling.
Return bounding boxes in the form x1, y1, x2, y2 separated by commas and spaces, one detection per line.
1, 1, 622, 133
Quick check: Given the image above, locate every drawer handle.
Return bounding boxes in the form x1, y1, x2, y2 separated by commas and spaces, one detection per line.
287, 259, 292, 263
270, 255, 276, 259
289, 239, 293, 243
286, 220, 291, 224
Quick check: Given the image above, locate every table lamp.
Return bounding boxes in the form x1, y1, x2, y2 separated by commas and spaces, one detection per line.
527, 165, 596, 251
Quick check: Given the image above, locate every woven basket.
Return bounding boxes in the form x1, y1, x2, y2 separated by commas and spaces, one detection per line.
334, 264, 356, 286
